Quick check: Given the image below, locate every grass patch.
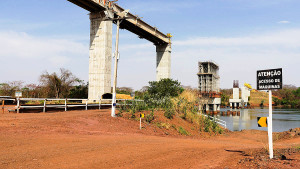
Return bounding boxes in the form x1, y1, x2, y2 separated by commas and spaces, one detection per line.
178, 126, 190, 136
155, 122, 172, 130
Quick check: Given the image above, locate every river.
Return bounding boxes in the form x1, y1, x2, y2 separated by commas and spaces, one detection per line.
218, 108, 300, 132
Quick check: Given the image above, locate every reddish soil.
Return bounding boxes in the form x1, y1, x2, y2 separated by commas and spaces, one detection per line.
0, 108, 299, 169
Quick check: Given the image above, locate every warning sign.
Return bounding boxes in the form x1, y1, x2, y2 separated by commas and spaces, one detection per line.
257, 68, 282, 90
257, 117, 268, 127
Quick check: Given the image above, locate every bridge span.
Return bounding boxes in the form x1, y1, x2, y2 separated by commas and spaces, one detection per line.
68, 0, 172, 100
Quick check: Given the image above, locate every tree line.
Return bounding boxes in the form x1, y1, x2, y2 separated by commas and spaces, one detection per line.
272, 85, 300, 108
0, 68, 88, 99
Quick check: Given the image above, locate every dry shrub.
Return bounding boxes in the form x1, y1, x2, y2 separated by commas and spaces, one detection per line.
180, 89, 198, 102
171, 89, 200, 125
116, 94, 133, 100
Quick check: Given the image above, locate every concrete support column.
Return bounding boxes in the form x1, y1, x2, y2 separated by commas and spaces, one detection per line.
156, 44, 171, 81
230, 102, 232, 108
213, 104, 217, 112
88, 12, 112, 101
217, 105, 221, 111
234, 103, 237, 108
206, 104, 209, 111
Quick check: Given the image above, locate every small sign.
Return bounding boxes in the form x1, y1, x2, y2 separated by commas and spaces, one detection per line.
257, 68, 282, 90
257, 117, 268, 127
140, 113, 144, 118
15, 92, 22, 98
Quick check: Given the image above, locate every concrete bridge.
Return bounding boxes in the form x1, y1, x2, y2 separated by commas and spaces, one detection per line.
68, 0, 172, 100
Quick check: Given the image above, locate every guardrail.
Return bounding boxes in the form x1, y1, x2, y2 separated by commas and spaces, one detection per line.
1, 98, 144, 113
202, 114, 227, 129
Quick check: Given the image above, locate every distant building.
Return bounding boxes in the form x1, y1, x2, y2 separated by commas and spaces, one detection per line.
197, 61, 221, 113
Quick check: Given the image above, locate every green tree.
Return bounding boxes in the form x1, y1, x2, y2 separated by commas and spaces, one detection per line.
68, 81, 88, 99
221, 93, 230, 106
147, 78, 183, 100
294, 87, 300, 98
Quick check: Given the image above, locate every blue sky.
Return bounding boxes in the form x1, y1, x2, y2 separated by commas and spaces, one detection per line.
0, 0, 300, 90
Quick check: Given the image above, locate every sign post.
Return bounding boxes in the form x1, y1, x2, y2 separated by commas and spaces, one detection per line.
268, 90, 273, 158
15, 91, 22, 114
257, 68, 282, 159
140, 113, 144, 130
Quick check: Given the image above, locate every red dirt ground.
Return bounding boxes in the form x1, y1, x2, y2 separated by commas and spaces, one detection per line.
0, 108, 299, 169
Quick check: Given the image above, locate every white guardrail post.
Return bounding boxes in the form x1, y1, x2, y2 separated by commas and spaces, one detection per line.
17, 98, 20, 113
43, 99, 47, 113
65, 99, 67, 111
85, 99, 88, 110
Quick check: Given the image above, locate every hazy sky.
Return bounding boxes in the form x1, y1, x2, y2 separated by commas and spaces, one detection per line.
0, 0, 300, 90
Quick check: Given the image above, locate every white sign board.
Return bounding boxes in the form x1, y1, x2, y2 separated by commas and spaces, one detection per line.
15, 92, 22, 98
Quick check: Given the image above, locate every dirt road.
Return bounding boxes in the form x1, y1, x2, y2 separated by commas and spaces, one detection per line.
0, 109, 299, 168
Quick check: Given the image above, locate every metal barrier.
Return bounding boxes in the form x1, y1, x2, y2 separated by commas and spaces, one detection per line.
202, 114, 227, 129
1, 98, 144, 113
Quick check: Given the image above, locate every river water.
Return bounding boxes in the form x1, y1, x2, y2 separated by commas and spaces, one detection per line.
218, 108, 300, 132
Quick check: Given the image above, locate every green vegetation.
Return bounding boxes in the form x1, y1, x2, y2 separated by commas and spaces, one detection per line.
164, 108, 175, 119
116, 78, 224, 136
147, 78, 183, 99
118, 78, 183, 115
68, 82, 88, 99
273, 85, 300, 108
178, 126, 190, 136
145, 110, 155, 123
200, 116, 223, 134
116, 87, 133, 95
220, 89, 232, 106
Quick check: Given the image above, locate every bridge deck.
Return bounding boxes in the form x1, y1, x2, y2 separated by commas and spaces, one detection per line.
68, 0, 169, 45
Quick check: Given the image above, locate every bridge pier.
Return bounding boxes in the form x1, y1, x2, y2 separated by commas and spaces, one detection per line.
88, 12, 112, 101
156, 44, 171, 81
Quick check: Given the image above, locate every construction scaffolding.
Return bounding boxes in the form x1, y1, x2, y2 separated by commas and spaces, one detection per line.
198, 61, 220, 93
197, 61, 221, 114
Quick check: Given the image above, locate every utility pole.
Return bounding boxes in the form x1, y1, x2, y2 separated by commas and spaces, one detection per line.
111, 19, 120, 117
103, 8, 129, 117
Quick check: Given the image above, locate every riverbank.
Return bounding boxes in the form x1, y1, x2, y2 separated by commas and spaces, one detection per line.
0, 109, 299, 168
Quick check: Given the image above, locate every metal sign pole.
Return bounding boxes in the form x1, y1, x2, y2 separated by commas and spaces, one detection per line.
268, 90, 273, 159
140, 117, 142, 130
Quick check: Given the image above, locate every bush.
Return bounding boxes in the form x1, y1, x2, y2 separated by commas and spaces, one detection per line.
164, 108, 175, 119
116, 109, 123, 117
178, 126, 190, 136
145, 110, 155, 123
204, 116, 212, 132
68, 83, 88, 99
130, 109, 136, 119
147, 78, 183, 100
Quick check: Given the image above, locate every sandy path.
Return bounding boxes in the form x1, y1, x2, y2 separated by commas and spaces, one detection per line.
0, 109, 298, 168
